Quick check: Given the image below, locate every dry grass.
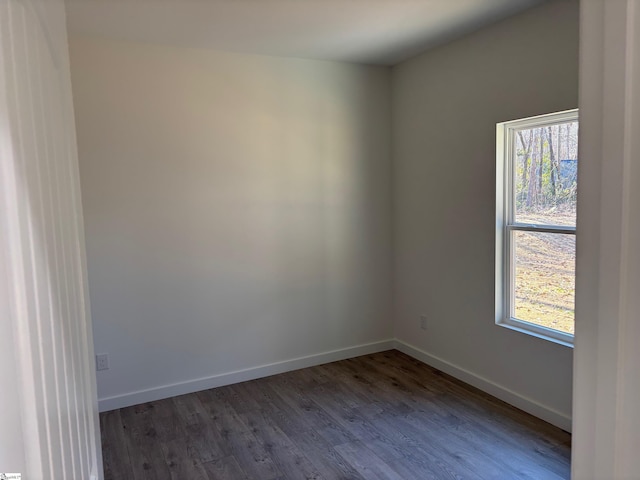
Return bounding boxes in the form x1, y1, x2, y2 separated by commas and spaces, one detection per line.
514, 211, 575, 335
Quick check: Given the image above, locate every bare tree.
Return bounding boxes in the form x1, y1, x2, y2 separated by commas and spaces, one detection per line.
527, 129, 539, 207
517, 130, 533, 205
538, 129, 544, 205
546, 126, 558, 200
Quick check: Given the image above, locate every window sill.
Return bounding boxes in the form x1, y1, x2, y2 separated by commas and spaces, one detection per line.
497, 318, 574, 348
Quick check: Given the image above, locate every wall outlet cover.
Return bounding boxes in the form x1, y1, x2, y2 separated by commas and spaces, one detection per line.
96, 354, 109, 371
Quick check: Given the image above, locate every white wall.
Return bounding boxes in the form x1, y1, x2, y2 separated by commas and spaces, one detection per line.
69, 36, 393, 409
392, 0, 578, 429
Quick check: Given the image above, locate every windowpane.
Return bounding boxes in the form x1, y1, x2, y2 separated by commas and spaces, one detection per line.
513, 231, 575, 335
514, 121, 578, 227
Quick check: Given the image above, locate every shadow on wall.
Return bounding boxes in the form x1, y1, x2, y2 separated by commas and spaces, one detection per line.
70, 39, 393, 399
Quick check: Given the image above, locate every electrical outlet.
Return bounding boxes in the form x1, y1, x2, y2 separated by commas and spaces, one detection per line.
420, 315, 428, 330
96, 353, 109, 371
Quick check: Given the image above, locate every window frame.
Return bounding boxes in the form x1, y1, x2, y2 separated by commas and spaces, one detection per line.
495, 109, 578, 348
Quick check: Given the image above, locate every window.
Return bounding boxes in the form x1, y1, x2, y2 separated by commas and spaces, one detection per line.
496, 110, 578, 346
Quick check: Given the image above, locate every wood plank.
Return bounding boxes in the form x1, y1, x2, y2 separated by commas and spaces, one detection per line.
100, 350, 571, 480
172, 393, 230, 462
100, 410, 135, 480
285, 428, 366, 480
334, 440, 406, 480
119, 405, 172, 480
215, 410, 281, 479
240, 409, 324, 480
202, 456, 250, 480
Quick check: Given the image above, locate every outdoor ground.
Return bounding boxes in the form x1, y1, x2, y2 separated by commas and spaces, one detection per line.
514, 210, 576, 335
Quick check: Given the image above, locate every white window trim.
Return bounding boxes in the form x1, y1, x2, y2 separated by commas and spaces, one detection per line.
495, 109, 579, 348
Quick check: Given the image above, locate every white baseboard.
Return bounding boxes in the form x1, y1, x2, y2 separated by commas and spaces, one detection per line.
98, 339, 395, 412
393, 339, 572, 432
99, 338, 573, 433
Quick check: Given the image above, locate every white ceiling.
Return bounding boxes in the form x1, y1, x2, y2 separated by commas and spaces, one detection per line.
65, 0, 544, 66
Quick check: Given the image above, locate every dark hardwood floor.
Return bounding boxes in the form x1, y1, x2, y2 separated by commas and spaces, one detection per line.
100, 350, 571, 479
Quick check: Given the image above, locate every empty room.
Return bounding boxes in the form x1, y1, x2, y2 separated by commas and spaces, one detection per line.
2, 0, 640, 479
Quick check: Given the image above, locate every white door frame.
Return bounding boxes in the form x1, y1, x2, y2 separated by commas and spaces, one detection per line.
573, 0, 640, 478
0, 0, 103, 478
